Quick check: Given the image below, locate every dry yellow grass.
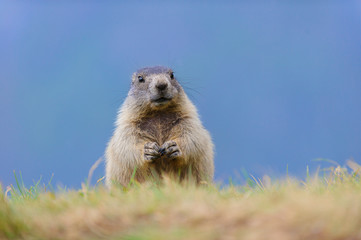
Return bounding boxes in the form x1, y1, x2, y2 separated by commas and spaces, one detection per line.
2, 162, 361, 240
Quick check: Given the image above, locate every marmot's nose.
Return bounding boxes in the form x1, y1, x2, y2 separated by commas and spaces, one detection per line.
156, 82, 168, 91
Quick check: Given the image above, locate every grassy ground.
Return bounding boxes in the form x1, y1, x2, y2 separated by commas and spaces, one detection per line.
2, 162, 361, 240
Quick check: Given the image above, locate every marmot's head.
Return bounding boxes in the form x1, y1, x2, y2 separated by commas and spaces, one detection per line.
128, 66, 183, 110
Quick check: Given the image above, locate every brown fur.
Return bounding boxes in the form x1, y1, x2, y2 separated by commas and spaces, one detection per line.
105, 67, 214, 187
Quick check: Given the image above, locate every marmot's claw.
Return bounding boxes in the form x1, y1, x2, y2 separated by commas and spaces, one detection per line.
158, 148, 166, 156
144, 142, 160, 150
144, 142, 161, 162
161, 140, 182, 159
144, 154, 159, 161
169, 151, 181, 158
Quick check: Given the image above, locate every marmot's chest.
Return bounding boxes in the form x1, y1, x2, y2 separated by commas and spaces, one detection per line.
136, 112, 182, 145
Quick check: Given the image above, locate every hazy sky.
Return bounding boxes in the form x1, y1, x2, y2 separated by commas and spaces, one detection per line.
1, 1, 361, 188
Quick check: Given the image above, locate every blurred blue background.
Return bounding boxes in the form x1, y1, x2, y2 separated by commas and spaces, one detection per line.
1, 1, 361, 188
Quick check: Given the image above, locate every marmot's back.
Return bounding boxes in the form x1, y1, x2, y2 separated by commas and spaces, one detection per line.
105, 66, 214, 187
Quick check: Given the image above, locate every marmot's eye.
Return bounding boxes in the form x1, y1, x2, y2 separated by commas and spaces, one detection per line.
138, 76, 144, 83
170, 72, 174, 79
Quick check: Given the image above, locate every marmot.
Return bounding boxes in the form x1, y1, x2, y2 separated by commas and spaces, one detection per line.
105, 66, 214, 187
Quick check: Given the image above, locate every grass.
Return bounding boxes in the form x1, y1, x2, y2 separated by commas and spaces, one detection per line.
2, 161, 361, 240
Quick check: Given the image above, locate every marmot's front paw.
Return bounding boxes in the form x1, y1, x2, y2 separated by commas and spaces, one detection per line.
159, 140, 182, 159
144, 142, 161, 162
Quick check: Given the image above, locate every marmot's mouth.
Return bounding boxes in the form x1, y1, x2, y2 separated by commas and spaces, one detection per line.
152, 97, 171, 103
